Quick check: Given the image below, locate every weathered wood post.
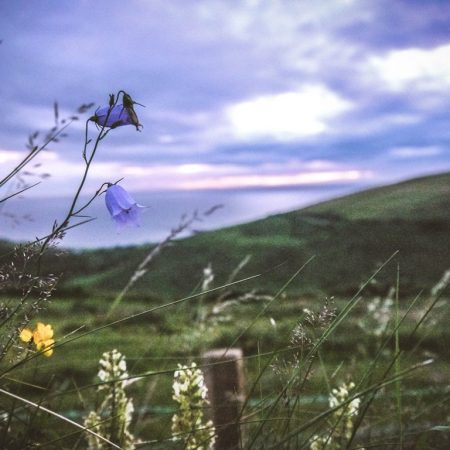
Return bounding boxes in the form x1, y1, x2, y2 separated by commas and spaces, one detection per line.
202, 348, 244, 450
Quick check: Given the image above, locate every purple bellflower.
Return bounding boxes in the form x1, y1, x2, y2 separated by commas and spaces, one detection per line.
91, 104, 142, 130
105, 184, 145, 229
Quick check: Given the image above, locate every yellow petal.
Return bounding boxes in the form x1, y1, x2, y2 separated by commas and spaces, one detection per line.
34, 323, 54, 343
35, 339, 53, 350
43, 339, 55, 348
19, 328, 33, 343
42, 347, 54, 357
36, 339, 55, 356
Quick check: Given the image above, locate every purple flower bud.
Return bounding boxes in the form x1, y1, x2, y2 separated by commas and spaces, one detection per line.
91, 104, 141, 130
105, 184, 145, 229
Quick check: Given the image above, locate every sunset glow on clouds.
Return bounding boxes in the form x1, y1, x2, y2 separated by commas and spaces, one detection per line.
173, 170, 370, 191
121, 161, 369, 191
1, 147, 368, 195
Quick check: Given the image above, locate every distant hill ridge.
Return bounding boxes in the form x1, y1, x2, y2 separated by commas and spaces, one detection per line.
299, 172, 450, 221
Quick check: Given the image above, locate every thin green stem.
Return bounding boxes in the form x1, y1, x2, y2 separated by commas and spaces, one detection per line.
38, 94, 122, 258
394, 264, 403, 449
245, 251, 399, 450
265, 358, 433, 449
0, 122, 72, 188
1, 274, 262, 378
0, 388, 121, 449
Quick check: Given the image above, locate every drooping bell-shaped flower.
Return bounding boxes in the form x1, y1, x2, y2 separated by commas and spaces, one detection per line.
91, 104, 142, 130
91, 92, 143, 130
105, 184, 145, 229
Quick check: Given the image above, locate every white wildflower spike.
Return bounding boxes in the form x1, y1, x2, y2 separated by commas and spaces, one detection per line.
84, 349, 136, 450
201, 263, 214, 292
431, 269, 450, 297
362, 289, 394, 337
310, 381, 362, 450
171, 363, 215, 450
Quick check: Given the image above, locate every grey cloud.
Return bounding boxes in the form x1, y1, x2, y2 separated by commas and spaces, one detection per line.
0, 0, 449, 196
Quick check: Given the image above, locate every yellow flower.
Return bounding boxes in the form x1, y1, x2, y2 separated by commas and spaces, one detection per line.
19, 328, 33, 343
33, 322, 53, 343
39, 340, 54, 357
19, 322, 55, 357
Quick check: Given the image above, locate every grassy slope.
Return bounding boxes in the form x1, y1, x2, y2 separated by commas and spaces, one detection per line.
300, 171, 450, 220
9, 172, 450, 299
2, 174, 449, 447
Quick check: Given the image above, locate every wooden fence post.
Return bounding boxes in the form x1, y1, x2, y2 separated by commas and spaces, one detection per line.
202, 348, 244, 450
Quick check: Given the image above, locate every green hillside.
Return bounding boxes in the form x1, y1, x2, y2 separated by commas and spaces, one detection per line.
301, 172, 450, 221
4, 172, 450, 298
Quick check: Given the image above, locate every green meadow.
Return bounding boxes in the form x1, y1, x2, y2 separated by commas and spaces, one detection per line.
1, 172, 449, 448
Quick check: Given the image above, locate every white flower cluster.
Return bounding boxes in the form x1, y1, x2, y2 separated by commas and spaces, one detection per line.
310, 381, 362, 450
97, 349, 128, 386
431, 269, 450, 297
201, 263, 215, 293
84, 349, 135, 450
363, 289, 394, 337
172, 363, 215, 450
329, 382, 361, 418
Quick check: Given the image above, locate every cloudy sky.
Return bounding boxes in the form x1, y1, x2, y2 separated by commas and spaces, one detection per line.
1, 0, 450, 245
